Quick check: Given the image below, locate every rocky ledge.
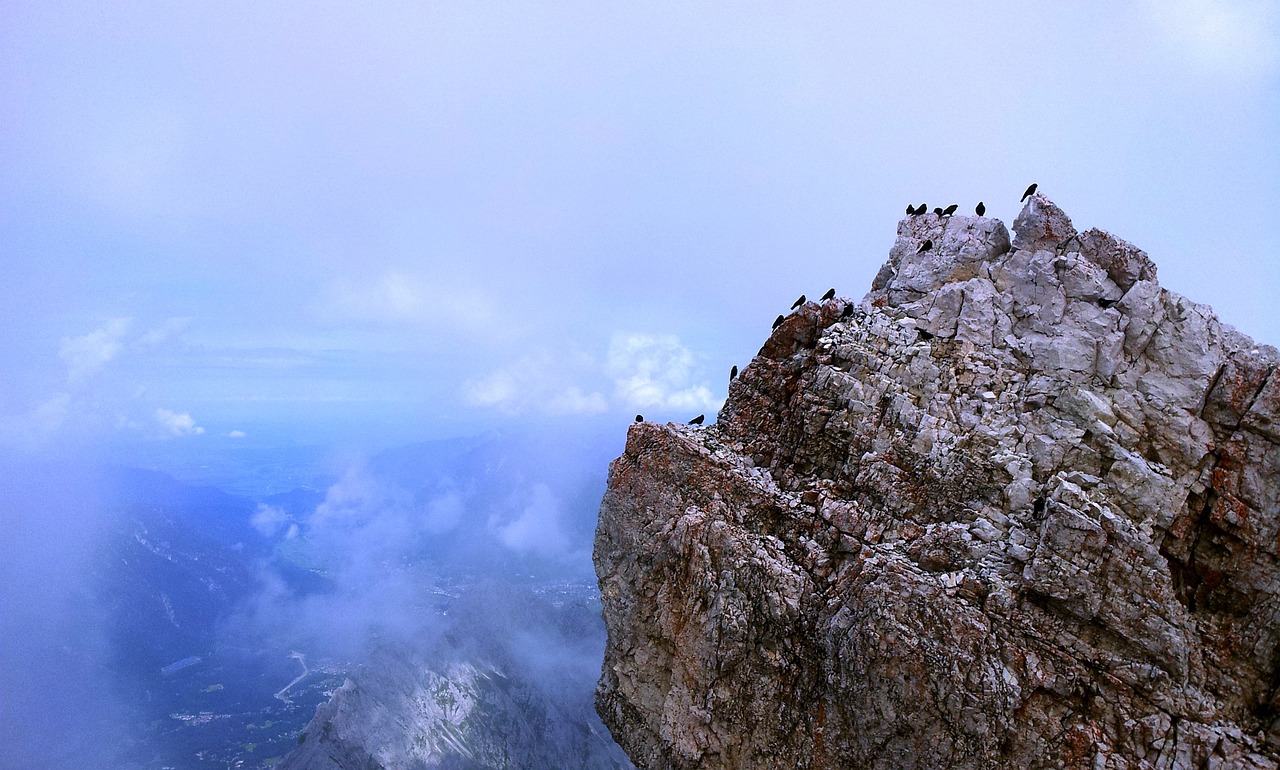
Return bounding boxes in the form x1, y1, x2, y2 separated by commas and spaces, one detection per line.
594, 195, 1280, 769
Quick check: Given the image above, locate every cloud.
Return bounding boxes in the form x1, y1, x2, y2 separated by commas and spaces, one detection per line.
250, 503, 291, 538
327, 271, 499, 334
464, 350, 608, 416
227, 464, 440, 656
135, 317, 192, 348
0, 394, 74, 451
31, 394, 73, 436
58, 319, 131, 382
425, 488, 465, 534
465, 336, 721, 417
545, 387, 609, 415
491, 483, 569, 557
227, 430, 247, 438
1143, 0, 1279, 79
607, 333, 721, 412
155, 408, 204, 437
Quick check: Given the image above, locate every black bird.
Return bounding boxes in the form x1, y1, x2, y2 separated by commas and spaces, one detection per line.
933, 207, 943, 215
1021, 183, 1038, 202
689, 414, 705, 425
840, 303, 854, 318
942, 204, 958, 216
635, 415, 643, 423
905, 204, 914, 215
915, 203, 926, 215
729, 365, 738, 382
975, 201, 986, 216
916, 239, 933, 254
772, 314, 785, 329
791, 294, 806, 309
820, 288, 835, 301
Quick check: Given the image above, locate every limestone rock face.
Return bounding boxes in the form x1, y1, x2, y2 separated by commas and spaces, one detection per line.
594, 195, 1280, 769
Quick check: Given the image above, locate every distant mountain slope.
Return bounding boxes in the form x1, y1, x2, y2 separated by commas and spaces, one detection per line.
281, 585, 633, 770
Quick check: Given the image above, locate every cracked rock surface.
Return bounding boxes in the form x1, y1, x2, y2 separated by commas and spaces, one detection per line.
594, 195, 1280, 769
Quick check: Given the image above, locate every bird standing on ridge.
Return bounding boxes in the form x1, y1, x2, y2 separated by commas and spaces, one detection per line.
729, 365, 738, 382
791, 294, 806, 309
635, 415, 643, 423
942, 204, 958, 216
840, 303, 854, 318
820, 288, 835, 301
905, 204, 914, 215
917, 239, 933, 254
689, 414, 705, 425
772, 314, 785, 330
933, 207, 943, 215
1021, 183, 1038, 202
975, 201, 986, 216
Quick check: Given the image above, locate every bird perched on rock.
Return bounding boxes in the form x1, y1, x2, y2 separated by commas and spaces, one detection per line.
772, 314, 785, 330
905, 204, 914, 215
635, 415, 643, 423
933, 207, 943, 215
840, 303, 854, 318
975, 201, 986, 216
909, 204, 926, 216
791, 294, 806, 310
942, 204, 958, 216
729, 365, 738, 382
689, 414, 705, 425
820, 288, 835, 301
1021, 183, 1037, 201
916, 239, 933, 254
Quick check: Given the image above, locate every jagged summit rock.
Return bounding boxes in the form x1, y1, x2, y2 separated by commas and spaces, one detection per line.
594, 196, 1280, 769
1011, 191, 1077, 250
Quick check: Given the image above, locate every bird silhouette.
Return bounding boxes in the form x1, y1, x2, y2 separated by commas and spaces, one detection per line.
791, 294, 806, 309
635, 415, 643, 423
1021, 183, 1038, 202
916, 239, 933, 254
915, 204, 926, 215
975, 201, 986, 216
933, 207, 943, 215
905, 204, 914, 215
772, 314, 785, 330
841, 303, 854, 318
820, 288, 835, 301
729, 365, 738, 382
942, 204, 958, 216
689, 414, 705, 425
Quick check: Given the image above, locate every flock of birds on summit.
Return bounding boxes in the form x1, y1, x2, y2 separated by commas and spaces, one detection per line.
634, 183, 1040, 428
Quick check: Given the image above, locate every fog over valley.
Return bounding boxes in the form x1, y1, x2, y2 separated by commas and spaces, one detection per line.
0, 425, 631, 768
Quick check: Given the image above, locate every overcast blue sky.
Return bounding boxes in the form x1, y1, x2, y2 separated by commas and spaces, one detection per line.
2, 1, 1277, 455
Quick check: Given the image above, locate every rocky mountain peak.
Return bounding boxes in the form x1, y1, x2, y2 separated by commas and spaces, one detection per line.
594, 196, 1280, 768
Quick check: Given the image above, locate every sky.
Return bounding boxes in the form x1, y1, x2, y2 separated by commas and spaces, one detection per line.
2, 0, 1278, 457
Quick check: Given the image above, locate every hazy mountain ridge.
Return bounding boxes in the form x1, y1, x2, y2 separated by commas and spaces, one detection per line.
258, 430, 633, 769
595, 195, 1280, 768
280, 585, 633, 770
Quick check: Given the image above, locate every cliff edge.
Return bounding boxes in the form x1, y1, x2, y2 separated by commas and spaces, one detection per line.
594, 195, 1280, 769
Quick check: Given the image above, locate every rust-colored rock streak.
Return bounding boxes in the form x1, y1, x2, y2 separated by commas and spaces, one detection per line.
594, 195, 1280, 769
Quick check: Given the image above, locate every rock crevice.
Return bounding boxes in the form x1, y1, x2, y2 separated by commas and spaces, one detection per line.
594, 196, 1280, 769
